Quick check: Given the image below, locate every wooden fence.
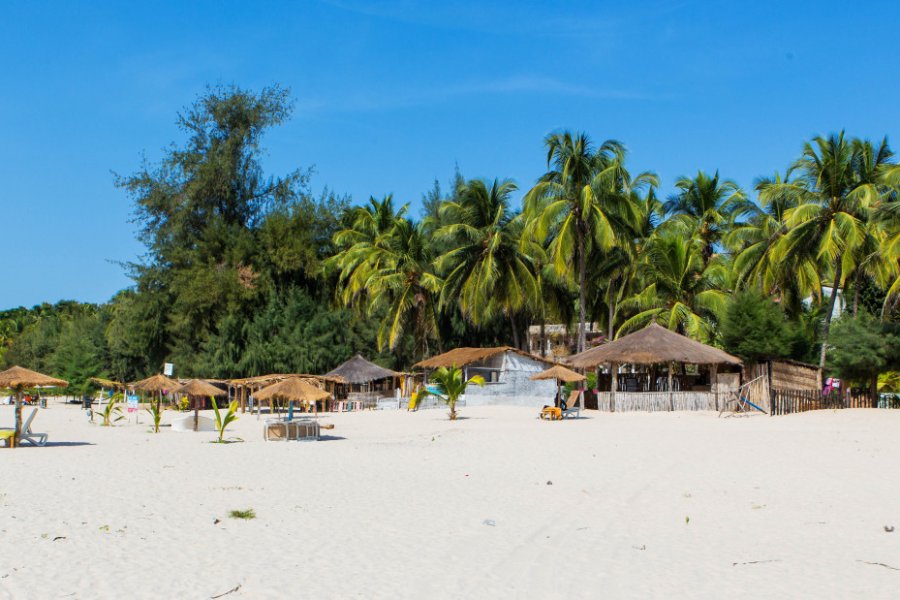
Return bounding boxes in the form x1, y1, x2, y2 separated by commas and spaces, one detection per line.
770, 388, 892, 415
594, 391, 719, 412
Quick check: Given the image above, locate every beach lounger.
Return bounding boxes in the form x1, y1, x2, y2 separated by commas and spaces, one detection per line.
562, 390, 582, 419
0, 408, 48, 446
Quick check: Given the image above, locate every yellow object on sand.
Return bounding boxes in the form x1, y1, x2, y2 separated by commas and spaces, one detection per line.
409, 391, 419, 411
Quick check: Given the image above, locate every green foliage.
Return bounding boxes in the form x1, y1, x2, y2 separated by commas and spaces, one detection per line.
99, 397, 124, 427
720, 291, 793, 362
1, 86, 898, 385
211, 397, 239, 443
827, 313, 900, 384
425, 365, 486, 420
146, 401, 164, 433
228, 509, 256, 520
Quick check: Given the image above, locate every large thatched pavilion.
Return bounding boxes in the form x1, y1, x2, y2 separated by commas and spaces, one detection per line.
566, 323, 742, 412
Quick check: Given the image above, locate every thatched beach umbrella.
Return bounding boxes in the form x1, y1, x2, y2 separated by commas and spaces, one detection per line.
531, 365, 586, 383
0, 366, 68, 447
89, 377, 125, 390
531, 365, 586, 408
174, 379, 227, 432
254, 377, 330, 416
130, 374, 179, 413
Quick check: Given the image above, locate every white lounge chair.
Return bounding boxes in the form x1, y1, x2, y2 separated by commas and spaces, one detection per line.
0, 408, 48, 446
562, 390, 582, 419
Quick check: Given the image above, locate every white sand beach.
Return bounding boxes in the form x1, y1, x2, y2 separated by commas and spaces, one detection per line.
1, 403, 898, 599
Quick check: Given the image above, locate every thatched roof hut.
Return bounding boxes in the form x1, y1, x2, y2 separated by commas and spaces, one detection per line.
567, 323, 741, 369
326, 354, 399, 385
414, 347, 543, 369
413, 347, 556, 409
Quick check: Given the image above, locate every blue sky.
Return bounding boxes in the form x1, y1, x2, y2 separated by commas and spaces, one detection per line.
1, 1, 897, 309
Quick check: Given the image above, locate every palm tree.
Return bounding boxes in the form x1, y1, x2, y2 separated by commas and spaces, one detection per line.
728, 172, 819, 316
593, 185, 663, 339
329, 195, 407, 307
426, 364, 485, 420
762, 133, 894, 371
525, 131, 654, 352
365, 218, 442, 359
618, 233, 729, 341
662, 171, 749, 266
434, 178, 538, 347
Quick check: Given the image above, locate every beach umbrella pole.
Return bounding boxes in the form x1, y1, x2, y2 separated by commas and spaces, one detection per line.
13, 388, 22, 448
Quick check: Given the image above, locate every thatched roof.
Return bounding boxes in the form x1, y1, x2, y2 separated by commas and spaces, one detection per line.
530, 365, 586, 383
229, 373, 346, 387
0, 366, 68, 389
253, 377, 331, 403
414, 347, 551, 369
566, 323, 741, 368
129, 374, 178, 393
175, 379, 227, 397
325, 354, 399, 384
90, 377, 125, 390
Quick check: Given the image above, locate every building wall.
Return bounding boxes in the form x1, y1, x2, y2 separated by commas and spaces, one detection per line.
462, 351, 556, 408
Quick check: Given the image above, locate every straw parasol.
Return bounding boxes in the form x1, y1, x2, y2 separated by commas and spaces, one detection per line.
530, 365, 586, 383
0, 366, 68, 448
131, 374, 178, 393
531, 365, 585, 408
130, 373, 179, 413
89, 377, 125, 390
254, 377, 330, 417
174, 379, 227, 431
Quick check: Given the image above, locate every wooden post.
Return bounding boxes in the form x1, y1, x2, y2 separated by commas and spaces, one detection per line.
609, 362, 618, 413
667, 362, 674, 411
709, 363, 718, 411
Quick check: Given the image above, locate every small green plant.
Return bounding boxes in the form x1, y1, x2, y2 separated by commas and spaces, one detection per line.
211, 397, 239, 443
423, 364, 485, 420
178, 396, 190, 411
100, 397, 124, 426
146, 401, 165, 433
228, 509, 255, 520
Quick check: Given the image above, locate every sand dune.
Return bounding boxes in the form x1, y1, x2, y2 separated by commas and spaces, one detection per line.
1, 403, 897, 599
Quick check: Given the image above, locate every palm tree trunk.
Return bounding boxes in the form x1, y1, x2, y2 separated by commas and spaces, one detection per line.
576, 227, 587, 353
818, 257, 844, 372
539, 320, 546, 357
607, 281, 616, 341
509, 313, 520, 349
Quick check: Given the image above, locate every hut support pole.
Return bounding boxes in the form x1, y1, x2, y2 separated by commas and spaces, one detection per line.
710, 364, 718, 411
609, 362, 618, 412
667, 362, 674, 411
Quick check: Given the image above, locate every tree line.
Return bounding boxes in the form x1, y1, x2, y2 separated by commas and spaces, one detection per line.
1, 85, 898, 395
